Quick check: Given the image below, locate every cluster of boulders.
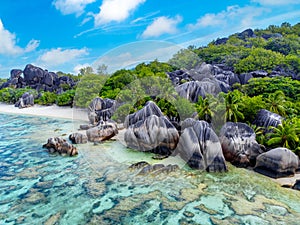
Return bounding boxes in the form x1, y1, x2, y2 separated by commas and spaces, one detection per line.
1, 64, 76, 93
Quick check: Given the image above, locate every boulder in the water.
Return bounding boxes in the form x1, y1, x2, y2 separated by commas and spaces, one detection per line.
219, 122, 264, 167
43, 137, 78, 156
124, 114, 179, 155
254, 147, 299, 178
175, 119, 227, 172
86, 120, 118, 142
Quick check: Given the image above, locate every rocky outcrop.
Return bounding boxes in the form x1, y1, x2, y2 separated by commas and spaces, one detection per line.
42, 137, 78, 156
88, 97, 116, 125
124, 101, 163, 128
175, 81, 206, 103
69, 133, 88, 144
124, 114, 179, 155
175, 119, 227, 172
86, 120, 118, 142
14, 92, 34, 108
1, 64, 76, 93
219, 122, 264, 167
253, 109, 283, 128
254, 148, 299, 178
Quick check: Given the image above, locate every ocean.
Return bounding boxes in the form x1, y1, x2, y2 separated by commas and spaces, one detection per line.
1, 113, 300, 225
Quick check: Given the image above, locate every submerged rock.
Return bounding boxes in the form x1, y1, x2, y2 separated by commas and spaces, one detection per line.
175, 119, 227, 172
137, 164, 179, 175
128, 161, 150, 170
42, 137, 78, 156
86, 120, 118, 142
124, 114, 179, 155
88, 97, 116, 125
254, 148, 299, 178
293, 180, 300, 191
69, 133, 88, 144
219, 122, 264, 167
253, 109, 283, 128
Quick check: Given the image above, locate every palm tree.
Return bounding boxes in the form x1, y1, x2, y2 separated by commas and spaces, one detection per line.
267, 119, 300, 150
223, 90, 245, 122
265, 90, 287, 116
196, 95, 216, 123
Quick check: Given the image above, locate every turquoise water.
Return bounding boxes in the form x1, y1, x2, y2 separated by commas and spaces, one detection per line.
1, 113, 300, 225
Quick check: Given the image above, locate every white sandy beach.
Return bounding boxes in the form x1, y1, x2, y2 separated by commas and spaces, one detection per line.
0, 103, 88, 121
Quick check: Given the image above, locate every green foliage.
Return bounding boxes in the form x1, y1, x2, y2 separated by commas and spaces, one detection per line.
241, 77, 300, 100
234, 48, 285, 73
35, 91, 57, 105
239, 95, 266, 124
0, 87, 37, 104
74, 74, 106, 108
56, 89, 75, 106
168, 48, 202, 70
111, 103, 134, 122
267, 118, 300, 154
0, 78, 7, 87
79, 66, 94, 76
222, 90, 245, 122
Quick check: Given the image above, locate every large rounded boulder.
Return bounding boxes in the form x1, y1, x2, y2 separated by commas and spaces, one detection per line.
124, 101, 179, 155
175, 119, 227, 172
219, 122, 264, 167
14, 92, 34, 109
42, 137, 78, 156
253, 109, 282, 128
86, 120, 118, 142
124, 101, 163, 128
124, 114, 179, 155
254, 148, 299, 178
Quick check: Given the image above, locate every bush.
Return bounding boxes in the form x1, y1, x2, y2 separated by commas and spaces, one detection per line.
56, 89, 75, 106
35, 91, 57, 105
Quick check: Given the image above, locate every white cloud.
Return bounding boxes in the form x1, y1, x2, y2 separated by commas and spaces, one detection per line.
94, 0, 145, 26
73, 63, 90, 74
53, 0, 96, 16
0, 19, 39, 55
188, 5, 266, 30
39, 48, 89, 66
251, 0, 300, 5
141, 15, 182, 38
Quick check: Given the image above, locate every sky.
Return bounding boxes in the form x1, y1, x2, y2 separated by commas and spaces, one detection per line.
0, 0, 300, 77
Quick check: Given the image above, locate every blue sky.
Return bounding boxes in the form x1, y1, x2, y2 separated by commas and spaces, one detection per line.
0, 0, 300, 77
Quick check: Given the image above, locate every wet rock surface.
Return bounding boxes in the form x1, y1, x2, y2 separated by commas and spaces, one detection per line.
219, 122, 264, 167
42, 137, 78, 156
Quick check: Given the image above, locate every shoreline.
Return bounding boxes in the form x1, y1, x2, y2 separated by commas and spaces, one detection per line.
0, 103, 88, 122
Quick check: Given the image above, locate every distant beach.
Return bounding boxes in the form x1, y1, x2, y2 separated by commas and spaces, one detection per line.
0, 103, 88, 122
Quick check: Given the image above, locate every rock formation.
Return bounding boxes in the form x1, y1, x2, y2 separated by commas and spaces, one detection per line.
219, 122, 264, 167
0, 64, 76, 93
86, 120, 118, 142
175, 119, 227, 172
253, 109, 283, 128
14, 92, 34, 109
88, 97, 116, 125
43, 137, 78, 156
69, 133, 88, 144
254, 148, 299, 178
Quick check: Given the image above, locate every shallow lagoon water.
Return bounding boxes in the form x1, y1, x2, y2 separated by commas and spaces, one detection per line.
0, 113, 300, 225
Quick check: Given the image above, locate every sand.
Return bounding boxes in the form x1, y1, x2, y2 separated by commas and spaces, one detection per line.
0, 103, 88, 122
